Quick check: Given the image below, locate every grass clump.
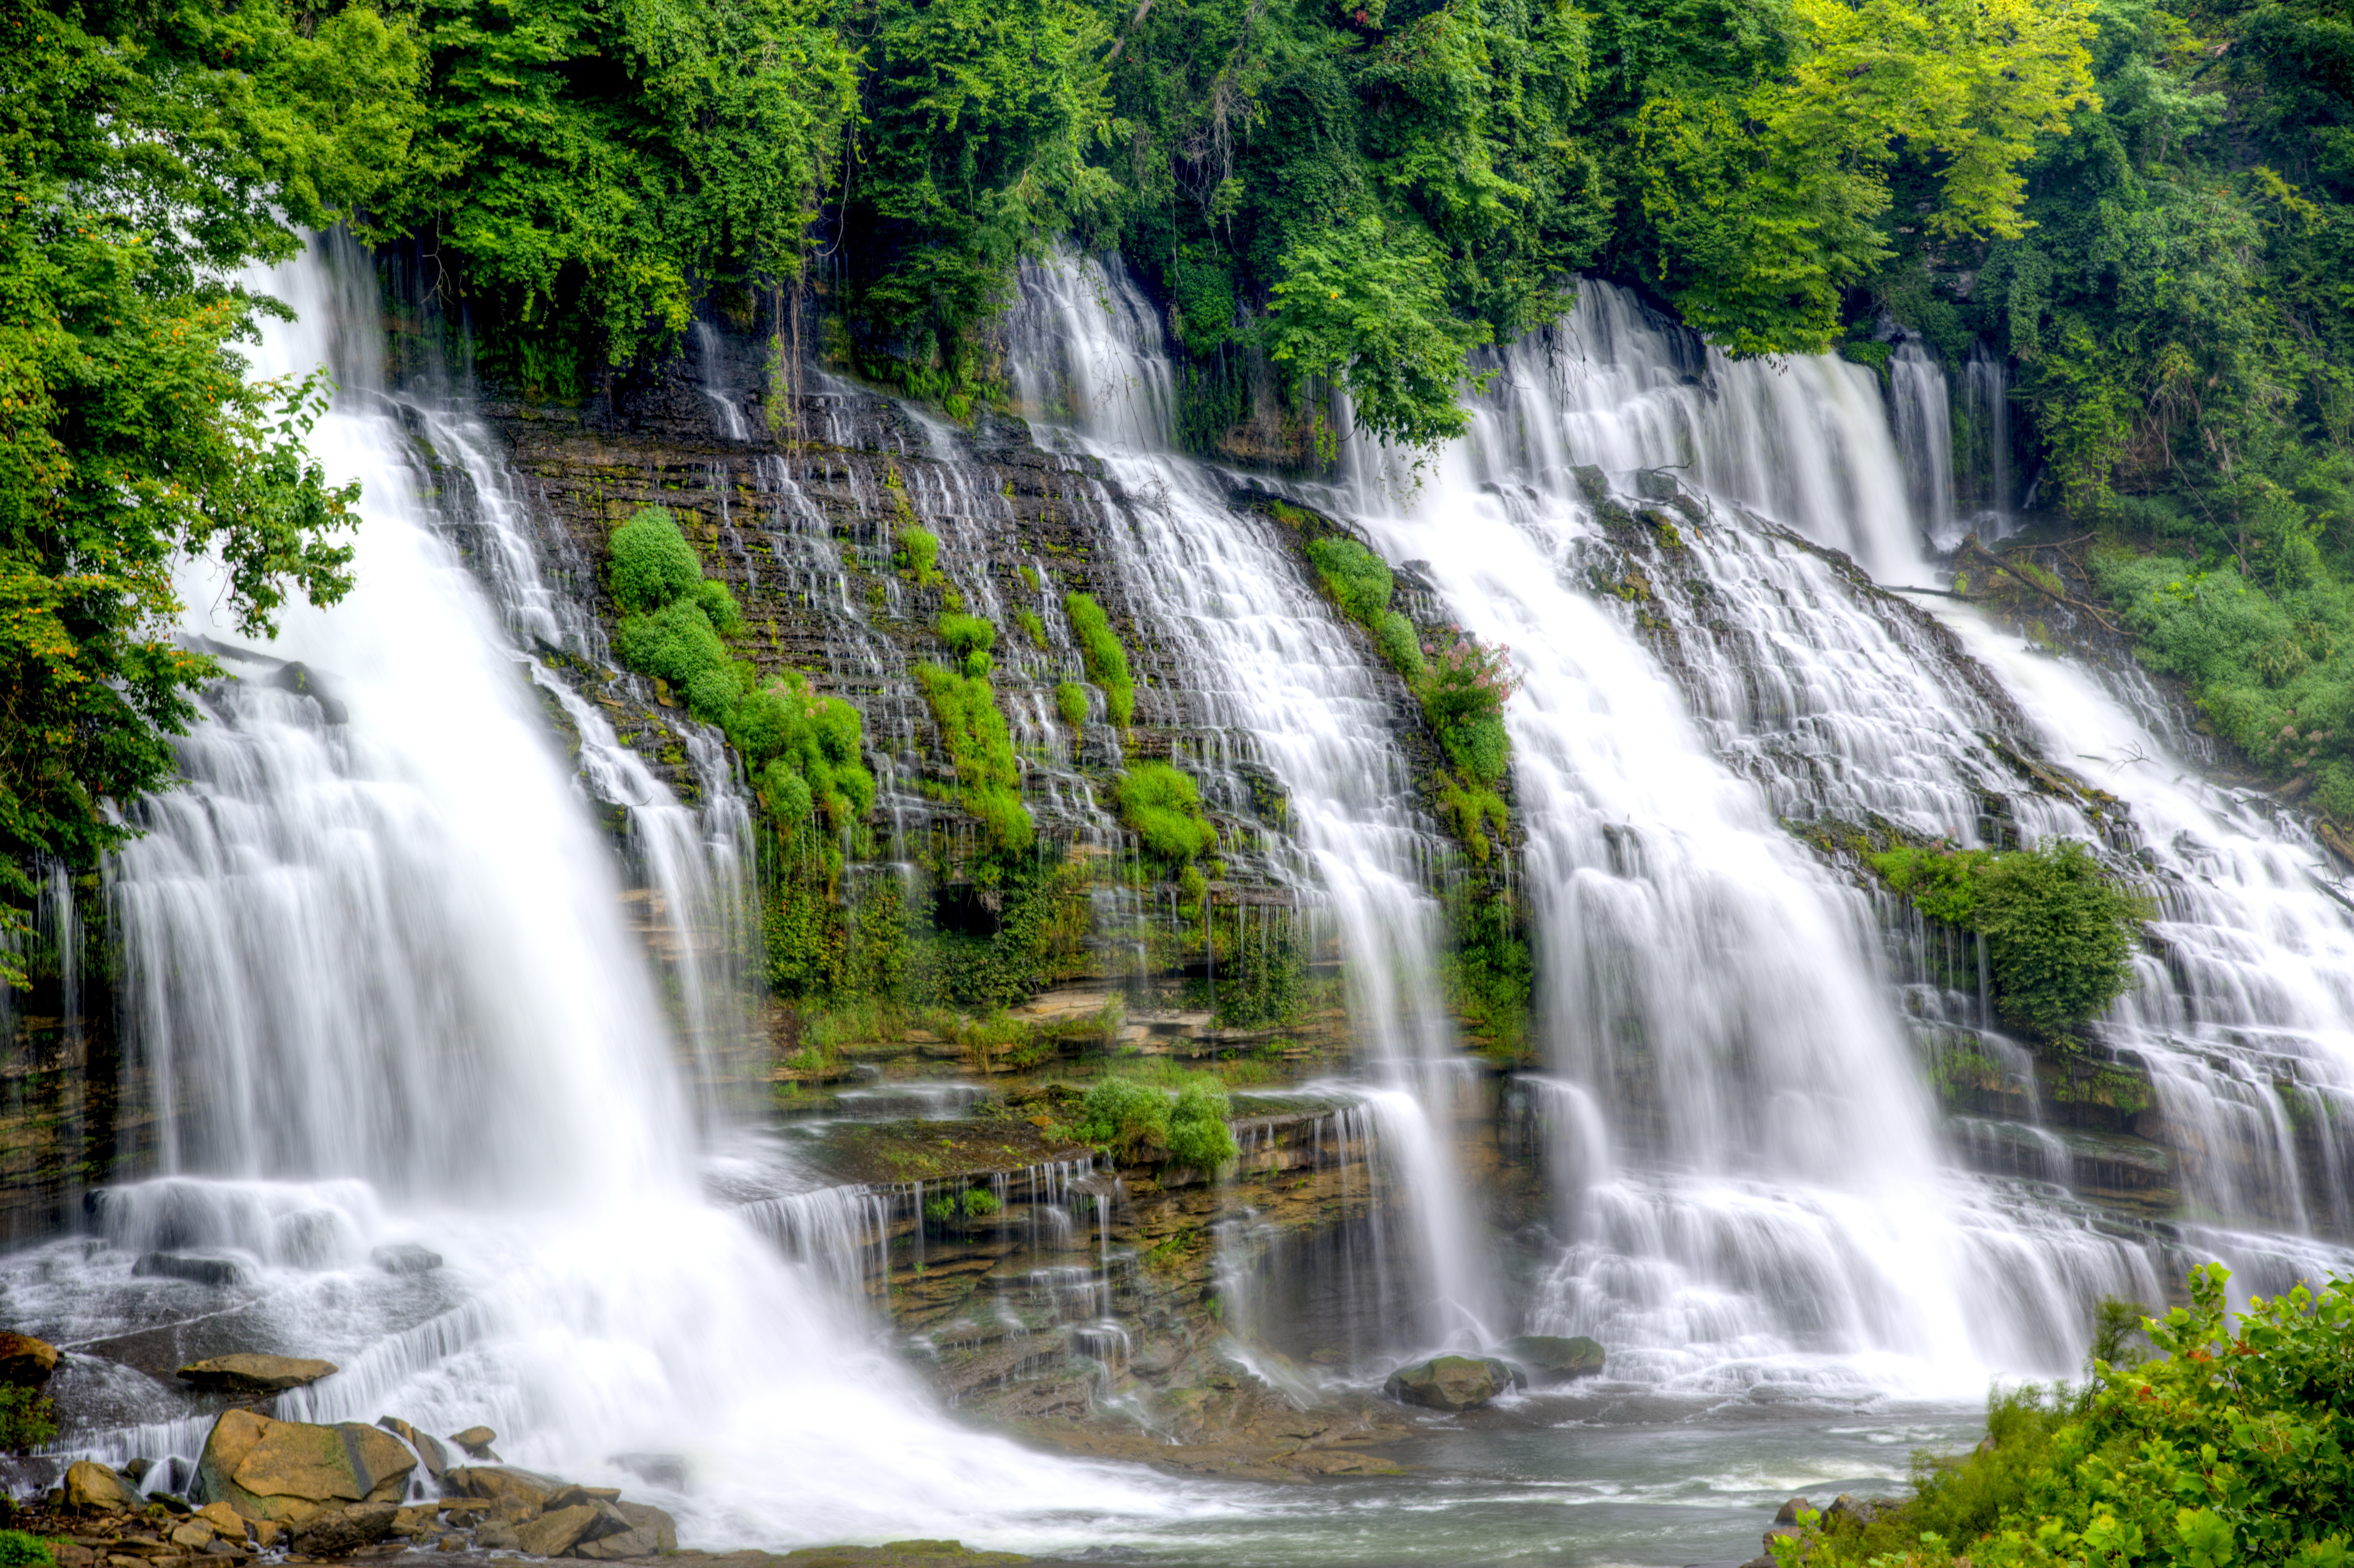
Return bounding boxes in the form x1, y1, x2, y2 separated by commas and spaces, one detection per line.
1869, 839, 2150, 1049
1063, 592, 1135, 727
1115, 760, 1217, 864
0, 1532, 53, 1568
915, 662, 1033, 852
1305, 536, 1394, 623
1054, 680, 1089, 727
1075, 1072, 1235, 1170
896, 526, 942, 586
1014, 607, 1047, 648
938, 612, 995, 675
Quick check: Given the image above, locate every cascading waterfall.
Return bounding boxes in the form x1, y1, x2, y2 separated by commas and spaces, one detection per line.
1006, 256, 1499, 1348
3, 239, 1187, 1549
1890, 341, 1959, 551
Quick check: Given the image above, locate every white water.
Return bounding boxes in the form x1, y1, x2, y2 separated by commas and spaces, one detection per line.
7, 240, 1185, 1549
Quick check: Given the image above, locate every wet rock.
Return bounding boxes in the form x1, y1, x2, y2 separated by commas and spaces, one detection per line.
267, 663, 349, 725
122, 1460, 156, 1483
543, 1486, 621, 1511
606, 1453, 685, 1491
132, 1254, 249, 1287
375, 1417, 449, 1477
572, 1524, 662, 1559
1380, 1355, 1523, 1412
194, 1504, 246, 1538
515, 1504, 603, 1557
0, 1332, 61, 1388
612, 1504, 676, 1553
1496, 1334, 1604, 1385
64, 1461, 138, 1512
1826, 1495, 1900, 1528
1773, 1498, 1813, 1525
474, 1522, 521, 1552
291, 1503, 398, 1557
448, 1427, 499, 1460
176, 1355, 340, 1396
195, 1410, 416, 1521
369, 1246, 442, 1277
445, 1464, 562, 1512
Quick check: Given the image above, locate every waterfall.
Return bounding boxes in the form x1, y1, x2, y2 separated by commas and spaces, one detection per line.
1890, 341, 1959, 551
6, 239, 1181, 1550
1960, 344, 2021, 539
1005, 256, 1498, 1348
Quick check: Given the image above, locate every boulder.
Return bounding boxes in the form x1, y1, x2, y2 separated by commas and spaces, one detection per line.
515, 1505, 604, 1557
176, 1355, 339, 1396
1496, 1335, 1605, 1385
607, 1454, 685, 1491
0, 1332, 60, 1388
543, 1486, 621, 1512
474, 1521, 522, 1552
169, 1523, 215, 1550
132, 1254, 250, 1287
612, 1504, 676, 1553
291, 1503, 398, 1557
573, 1525, 662, 1559
370, 1246, 442, 1277
194, 1410, 416, 1521
375, 1417, 450, 1477
195, 1503, 247, 1538
448, 1427, 498, 1460
445, 1464, 563, 1512
1774, 1498, 1814, 1525
63, 1460, 138, 1512
1381, 1355, 1523, 1412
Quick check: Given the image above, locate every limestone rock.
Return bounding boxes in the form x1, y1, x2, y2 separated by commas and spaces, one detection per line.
292, 1503, 397, 1557
572, 1525, 661, 1559
169, 1523, 214, 1550
448, 1426, 498, 1460
64, 1461, 138, 1511
1496, 1334, 1605, 1385
544, 1485, 621, 1512
1381, 1355, 1522, 1412
446, 1464, 563, 1512
375, 1417, 450, 1477
176, 1355, 339, 1395
515, 1505, 603, 1557
612, 1504, 676, 1552
195, 1503, 246, 1538
370, 1245, 442, 1277
0, 1332, 61, 1388
474, 1522, 521, 1552
132, 1254, 249, 1287
194, 1410, 415, 1521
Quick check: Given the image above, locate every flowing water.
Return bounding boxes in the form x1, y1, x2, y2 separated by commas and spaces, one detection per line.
12, 249, 2354, 1566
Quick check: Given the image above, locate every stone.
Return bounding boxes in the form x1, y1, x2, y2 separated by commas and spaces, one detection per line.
247, 1524, 281, 1551
611, 1505, 676, 1553
176, 1355, 340, 1396
123, 1460, 156, 1483
132, 1254, 250, 1287
473, 1522, 521, 1553
1773, 1498, 1814, 1525
64, 1462, 139, 1512
445, 1464, 562, 1513
194, 1505, 245, 1537
543, 1486, 621, 1512
606, 1453, 685, 1491
448, 1428, 498, 1460
571, 1526, 660, 1559
369, 1246, 442, 1277
194, 1411, 415, 1521
375, 1418, 449, 1477
291, 1504, 397, 1557
1496, 1334, 1605, 1385
0, 1332, 61, 1388
169, 1525, 213, 1550
514, 1506, 601, 1558
1381, 1355, 1521, 1412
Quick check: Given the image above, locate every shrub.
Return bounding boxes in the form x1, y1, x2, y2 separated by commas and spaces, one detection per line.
938, 613, 995, 658
1055, 680, 1088, 726
694, 577, 743, 636
1063, 592, 1135, 727
915, 663, 1033, 852
616, 598, 736, 720
896, 526, 941, 585
1115, 761, 1217, 863
1375, 610, 1425, 677
1418, 629, 1521, 784
739, 672, 874, 830
1305, 535, 1395, 623
608, 506, 704, 615
1014, 608, 1047, 648
0, 1531, 53, 1568
1076, 1075, 1170, 1158
1165, 1080, 1236, 1170
0, 1387, 55, 1454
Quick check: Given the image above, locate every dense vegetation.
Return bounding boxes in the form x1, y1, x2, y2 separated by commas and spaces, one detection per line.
1076, 1071, 1239, 1169
1870, 839, 2152, 1049
1783, 1265, 2354, 1568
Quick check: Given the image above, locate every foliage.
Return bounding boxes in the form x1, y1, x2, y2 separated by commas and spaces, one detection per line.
1376, 610, 1427, 677
1419, 627, 1521, 784
0, 1388, 56, 1456
1869, 839, 2151, 1047
0, 1532, 52, 1568
1445, 881, 1531, 1055
914, 663, 1034, 853
609, 505, 708, 615
1062, 592, 1135, 727
1166, 1079, 1239, 1169
1116, 761, 1219, 864
896, 526, 942, 587
938, 612, 996, 677
1055, 680, 1090, 727
1781, 1265, 2354, 1568
0, 0, 425, 983
1015, 608, 1048, 648
1075, 1071, 1235, 1168
1305, 536, 1397, 624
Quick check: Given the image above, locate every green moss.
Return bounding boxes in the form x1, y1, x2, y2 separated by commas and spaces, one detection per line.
1304, 535, 1395, 623
1375, 610, 1425, 677
938, 612, 995, 657
0, 1388, 56, 1456
897, 526, 942, 585
914, 663, 1033, 853
1115, 761, 1217, 864
1014, 607, 1047, 648
1063, 591, 1134, 727
1054, 680, 1088, 726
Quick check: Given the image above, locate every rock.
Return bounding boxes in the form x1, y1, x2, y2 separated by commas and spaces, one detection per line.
64, 1461, 138, 1512
169, 1524, 214, 1550
1826, 1495, 1900, 1528
369, 1246, 442, 1277
0, 1332, 61, 1388
445, 1464, 563, 1513
1380, 1355, 1522, 1412
612, 1504, 676, 1553
1496, 1334, 1605, 1385
132, 1254, 250, 1287
573, 1525, 660, 1559
123, 1459, 156, 1483
474, 1522, 521, 1553
543, 1486, 621, 1512
194, 1504, 246, 1537
292, 1503, 398, 1557
194, 1410, 416, 1521
606, 1453, 685, 1491
247, 1522, 280, 1550
176, 1355, 340, 1395
515, 1505, 603, 1557
1773, 1498, 1814, 1525
267, 663, 349, 725
448, 1428, 499, 1460
375, 1417, 450, 1477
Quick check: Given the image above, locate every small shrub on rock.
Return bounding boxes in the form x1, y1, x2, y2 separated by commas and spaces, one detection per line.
1055, 680, 1088, 726
1115, 761, 1217, 863
608, 506, 704, 615
1063, 592, 1134, 727
0, 1387, 57, 1454
1305, 535, 1395, 623
1076, 1076, 1169, 1159
0, 1531, 53, 1567
1165, 1081, 1237, 1170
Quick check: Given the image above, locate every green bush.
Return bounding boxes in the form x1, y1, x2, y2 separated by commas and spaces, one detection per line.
914, 663, 1033, 852
1063, 592, 1134, 727
1165, 1080, 1237, 1170
1305, 535, 1395, 624
896, 527, 941, 585
694, 577, 743, 636
608, 506, 705, 616
1869, 840, 2150, 1047
1114, 761, 1217, 863
1076, 1075, 1169, 1159
1418, 631, 1520, 786
0, 1387, 55, 1455
0, 1531, 53, 1568
738, 671, 874, 831
1014, 608, 1047, 648
616, 597, 737, 721
1055, 680, 1088, 727
1375, 610, 1425, 678
937, 612, 995, 658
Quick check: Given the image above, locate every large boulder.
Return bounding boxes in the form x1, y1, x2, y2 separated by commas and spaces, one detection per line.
1496, 1334, 1605, 1385
515, 1504, 605, 1557
449, 1426, 499, 1460
370, 1246, 442, 1277
291, 1503, 398, 1556
445, 1464, 563, 1512
132, 1253, 249, 1287
376, 1415, 450, 1477
63, 1460, 138, 1511
195, 1409, 416, 1521
0, 1333, 60, 1388
1381, 1355, 1522, 1412
176, 1354, 339, 1395
612, 1503, 677, 1553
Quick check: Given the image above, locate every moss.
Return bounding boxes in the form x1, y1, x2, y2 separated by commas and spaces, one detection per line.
1013, 607, 1047, 647
1062, 591, 1134, 727
1053, 680, 1088, 726
897, 526, 942, 585
609, 505, 706, 615
915, 662, 1033, 853
1304, 535, 1394, 623
1116, 761, 1217, 864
